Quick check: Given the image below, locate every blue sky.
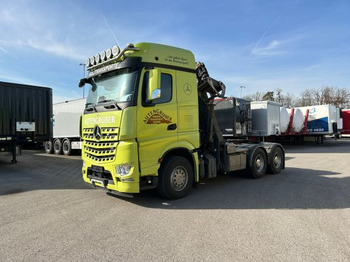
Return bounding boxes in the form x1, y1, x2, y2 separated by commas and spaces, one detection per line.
0, 0, 349, 103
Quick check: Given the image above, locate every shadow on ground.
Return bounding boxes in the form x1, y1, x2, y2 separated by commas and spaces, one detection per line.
1, 145, 350, 211
0, 150, 90, 196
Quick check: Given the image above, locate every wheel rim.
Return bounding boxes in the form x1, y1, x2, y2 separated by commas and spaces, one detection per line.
255, 155, 265, 173
63, 142, 68, 152
273, 153, 282, 168
170, 166, 188, 191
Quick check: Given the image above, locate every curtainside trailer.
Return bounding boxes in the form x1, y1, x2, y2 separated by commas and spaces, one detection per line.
0, 81, 52, 163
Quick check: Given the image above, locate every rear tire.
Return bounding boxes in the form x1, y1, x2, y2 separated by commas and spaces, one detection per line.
53, 139, 62, 155
249, 148, 267, 179
44, 141, 53, 154
157, 156, 193, 199
62, 139, 72, 156
267, 147, 283, 174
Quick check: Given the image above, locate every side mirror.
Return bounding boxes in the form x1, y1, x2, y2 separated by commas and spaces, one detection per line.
151, 89, 161, 100
147, 69, 161, 101
79, 78, 86, 87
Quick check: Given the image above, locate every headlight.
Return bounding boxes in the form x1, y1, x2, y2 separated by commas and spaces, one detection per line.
116, 164, 132, 176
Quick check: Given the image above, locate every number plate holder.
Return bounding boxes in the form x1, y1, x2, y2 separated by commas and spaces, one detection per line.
91, 165, 104, 173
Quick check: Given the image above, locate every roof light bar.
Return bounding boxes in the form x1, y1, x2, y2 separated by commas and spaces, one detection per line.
86, 43, 140, 70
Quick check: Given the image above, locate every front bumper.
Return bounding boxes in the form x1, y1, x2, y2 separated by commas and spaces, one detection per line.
82, 141, 140, 194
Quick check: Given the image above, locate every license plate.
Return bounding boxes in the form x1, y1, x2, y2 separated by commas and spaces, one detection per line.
92, 165, 104, 173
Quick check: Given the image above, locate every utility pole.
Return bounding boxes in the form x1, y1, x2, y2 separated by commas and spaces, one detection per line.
79, 63, 86, 98
240, 85, 246, 98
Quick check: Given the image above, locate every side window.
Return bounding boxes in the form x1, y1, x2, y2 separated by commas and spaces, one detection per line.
142, 71, 172, 105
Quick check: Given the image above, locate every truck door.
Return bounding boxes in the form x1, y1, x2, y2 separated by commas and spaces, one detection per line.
136, 68, 178, 176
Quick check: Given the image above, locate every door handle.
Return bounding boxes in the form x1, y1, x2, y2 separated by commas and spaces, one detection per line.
167, 123, 177, 130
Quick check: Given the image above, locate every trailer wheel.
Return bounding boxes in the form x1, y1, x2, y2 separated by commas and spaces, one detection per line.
267, 146, 283, 174
157, 156, 193, 199
53, 139, 62, 155
44, 141, 53, 154
249, 148, 267, 179
62, 139, 72, 156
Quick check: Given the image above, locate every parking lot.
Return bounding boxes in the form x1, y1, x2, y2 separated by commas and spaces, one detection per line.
1, 139, 350, 261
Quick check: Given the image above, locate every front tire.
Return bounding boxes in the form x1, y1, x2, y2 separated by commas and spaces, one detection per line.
249, 148, 267, 179
157, 156, 193, 199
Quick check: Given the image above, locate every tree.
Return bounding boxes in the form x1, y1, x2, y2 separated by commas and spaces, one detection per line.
274, 88, 297, 107
298, 86, 350, 107
244, 91, 263, 101
244, 86, 350, 108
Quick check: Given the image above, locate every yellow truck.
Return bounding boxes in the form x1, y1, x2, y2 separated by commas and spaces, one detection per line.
79, 42, 285, 199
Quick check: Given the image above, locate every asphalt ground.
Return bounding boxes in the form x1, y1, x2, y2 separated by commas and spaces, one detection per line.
1, 139, 350, 261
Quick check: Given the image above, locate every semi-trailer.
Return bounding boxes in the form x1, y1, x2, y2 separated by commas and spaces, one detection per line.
0, 81, 52, 163
341, 109, 350, 137
214, 97, 342, 143
44, 98, 86, 155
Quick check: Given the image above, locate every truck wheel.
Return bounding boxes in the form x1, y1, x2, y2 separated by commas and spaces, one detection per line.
157, 156, 193, 199
44, 141, 53, 154
267, 147, 283, 174
62, 139, 72, 156
53, 139, 62, 155
249, 148, 267, 179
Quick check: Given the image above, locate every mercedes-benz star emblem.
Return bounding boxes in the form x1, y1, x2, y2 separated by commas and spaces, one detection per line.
94, 125, 102, 140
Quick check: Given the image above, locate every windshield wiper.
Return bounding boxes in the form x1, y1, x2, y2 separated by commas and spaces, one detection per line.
85, 103, 97, 112
98, 99, 122, 110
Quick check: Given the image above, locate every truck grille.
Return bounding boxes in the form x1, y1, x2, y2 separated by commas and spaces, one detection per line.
83, 127, 119, 163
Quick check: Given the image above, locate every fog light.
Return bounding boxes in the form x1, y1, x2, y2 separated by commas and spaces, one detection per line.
116, 164, 132, 176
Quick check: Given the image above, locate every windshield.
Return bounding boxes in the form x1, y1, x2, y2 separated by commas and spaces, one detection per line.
86, 68, 138, 107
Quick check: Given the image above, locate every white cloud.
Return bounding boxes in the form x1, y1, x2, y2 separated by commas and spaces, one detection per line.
0, 46, 8, 54
0, 70, 46, 87
27, 39, 86, 61
251, 40, 284, 56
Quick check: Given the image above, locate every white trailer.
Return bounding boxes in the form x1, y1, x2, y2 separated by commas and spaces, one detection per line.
250, 101, 281, 137
297, 105, 338, 135
44, 98, 86, 155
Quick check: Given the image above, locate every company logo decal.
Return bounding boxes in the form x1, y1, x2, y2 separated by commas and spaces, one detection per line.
94, 125, 102, 140
144, 109, 172, 124
183, 83, 192, 95
85, 116, 116, 125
